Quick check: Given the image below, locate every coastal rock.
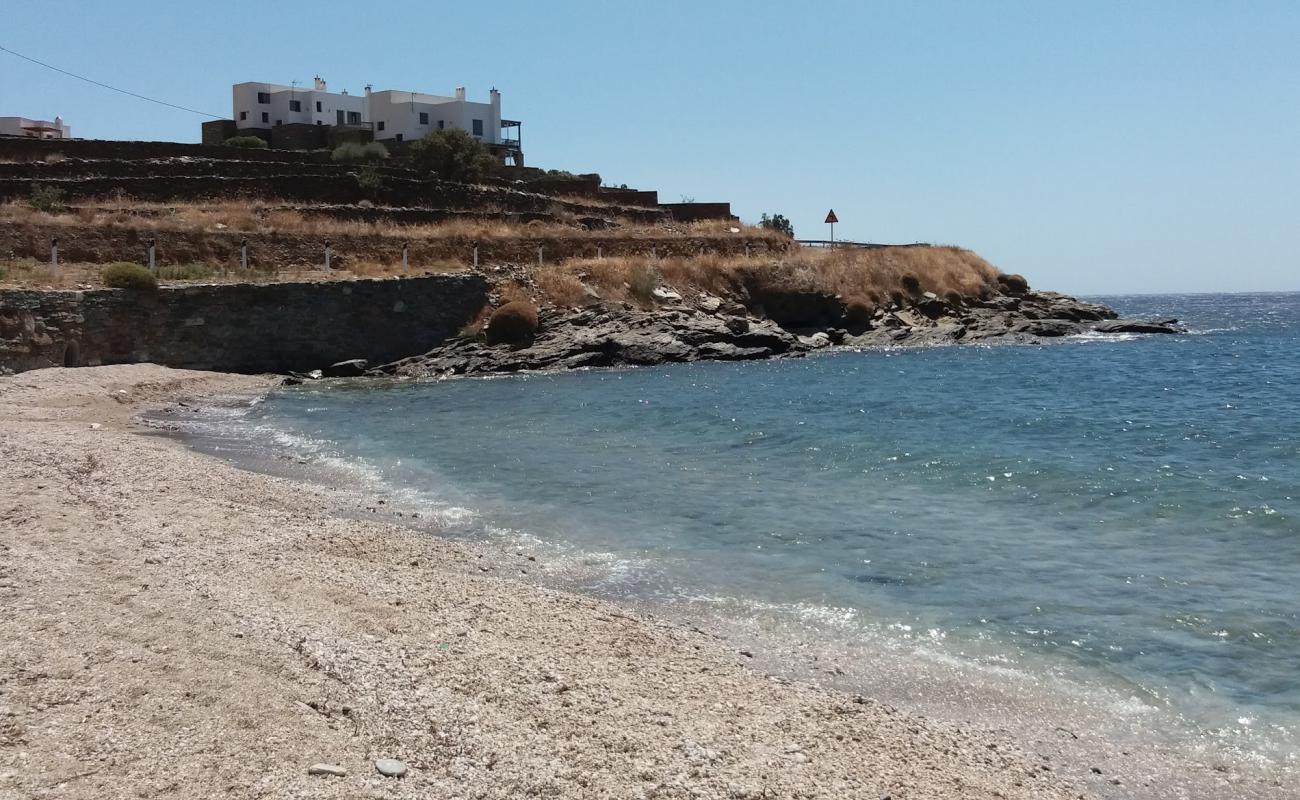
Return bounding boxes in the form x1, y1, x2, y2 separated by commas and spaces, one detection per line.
1093, 319, 1184, 334
307, 763, 347, 777
377, 289, 1179, 378
374, 758, 407, 778
383, 307, 803, 377
322, 359, 369, 378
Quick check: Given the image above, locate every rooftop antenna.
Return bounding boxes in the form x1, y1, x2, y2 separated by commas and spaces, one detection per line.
290, 79, 299, 100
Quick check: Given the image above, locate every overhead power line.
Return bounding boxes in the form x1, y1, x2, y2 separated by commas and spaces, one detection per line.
0, 44, 223, 118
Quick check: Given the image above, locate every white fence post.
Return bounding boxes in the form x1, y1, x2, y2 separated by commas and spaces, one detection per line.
240, 238, 248, 271
402, 243, 409, 273
473, 245, 479, 269
50, 238, 59, 275
147, 238, 156, 272
324, 240, 332, 270
597, 246, 602, 259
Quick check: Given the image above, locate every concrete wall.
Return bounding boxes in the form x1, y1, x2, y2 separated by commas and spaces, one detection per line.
0, 274, 488, 375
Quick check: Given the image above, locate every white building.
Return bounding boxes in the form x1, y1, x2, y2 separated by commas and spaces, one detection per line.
232, 77, 366, 131
0, 115, 72, 139
367, 86, 501, 145
229, 77, 520, 159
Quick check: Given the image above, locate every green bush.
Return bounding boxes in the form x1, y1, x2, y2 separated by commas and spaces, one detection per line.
224, 135, 269, 149
355, 165, 385, 199
409, 129, 495, 183
758, 212, 795, 238
332, 141, 389, 162
29, 184, 67, 213
102, 262, 158, 290
156, 263, 213, 281
484, 301, 539, 345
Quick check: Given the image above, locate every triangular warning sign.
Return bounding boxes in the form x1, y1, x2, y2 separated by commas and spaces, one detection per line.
824, 209, 839, 224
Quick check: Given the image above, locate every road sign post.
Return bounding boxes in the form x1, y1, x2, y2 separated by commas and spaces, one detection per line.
824, 209, 839, 245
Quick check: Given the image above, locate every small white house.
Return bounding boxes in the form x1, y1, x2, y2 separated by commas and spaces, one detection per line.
0, 115, 72, 139
232, 77, 366, 131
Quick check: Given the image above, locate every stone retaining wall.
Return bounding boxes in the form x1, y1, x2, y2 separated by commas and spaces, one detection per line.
0, 274, 488, 374
1, 223, 788, 270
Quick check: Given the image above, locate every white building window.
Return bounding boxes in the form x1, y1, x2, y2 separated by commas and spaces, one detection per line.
419, 112, 429, 125
261, 112, 269, 124
257, 92, 270, 104
472, 119, 484, 136
239, 111, 247, 121
289, 100, 301, 112
316, 101, 322, 112
377, 121, 385, 132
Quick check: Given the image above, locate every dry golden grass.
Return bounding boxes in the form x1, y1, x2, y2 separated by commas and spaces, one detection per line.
527, 246, 1002, 309
0, 200, 783, 245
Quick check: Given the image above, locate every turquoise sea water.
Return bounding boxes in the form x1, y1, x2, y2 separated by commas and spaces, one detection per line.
182, 293, 1300, 771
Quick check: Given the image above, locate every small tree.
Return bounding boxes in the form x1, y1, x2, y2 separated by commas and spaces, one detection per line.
29, 184, 67, 213
758, 213, 795, 238
409, 129, 495, 183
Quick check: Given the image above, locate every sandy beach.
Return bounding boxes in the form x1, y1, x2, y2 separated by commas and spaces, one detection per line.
0, 365, 1096, 798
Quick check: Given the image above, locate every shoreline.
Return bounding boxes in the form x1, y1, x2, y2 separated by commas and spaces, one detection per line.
0, 365, 1283, 799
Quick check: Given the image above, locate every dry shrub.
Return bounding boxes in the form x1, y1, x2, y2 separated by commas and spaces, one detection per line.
485, 301, 539, 345
627, 263, 660, 303
844, 297, 876, 329
536, 267, 588, 307
102, 262, 157, 290
998, 273, 1030, 295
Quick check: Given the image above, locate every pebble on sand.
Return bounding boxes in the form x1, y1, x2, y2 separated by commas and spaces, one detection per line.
307, 763, 347, 777
375, 758, 408, 778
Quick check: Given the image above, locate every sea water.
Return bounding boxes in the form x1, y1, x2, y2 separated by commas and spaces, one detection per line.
176, 293, 1300, 776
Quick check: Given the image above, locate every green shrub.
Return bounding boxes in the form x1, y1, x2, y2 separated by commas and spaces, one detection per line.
29, 184, 67, 213
355, 165, 385, 199
224, 135, 269, 149
484, 301, 539, 345
410, 129, 495, 183
102, 262, 158, 290
332, 141, 389, 162
758, 212, 795, 237
156, 263, 213, 281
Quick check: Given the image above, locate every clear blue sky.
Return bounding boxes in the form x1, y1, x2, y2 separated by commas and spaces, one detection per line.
3, 1, 1298, 294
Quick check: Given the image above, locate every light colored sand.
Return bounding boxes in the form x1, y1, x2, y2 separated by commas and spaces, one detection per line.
0, 365, 1087, 799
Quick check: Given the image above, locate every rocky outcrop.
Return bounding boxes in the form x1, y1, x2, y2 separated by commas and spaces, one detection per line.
384, 307, 801, 377
379, 289, 1184, 379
